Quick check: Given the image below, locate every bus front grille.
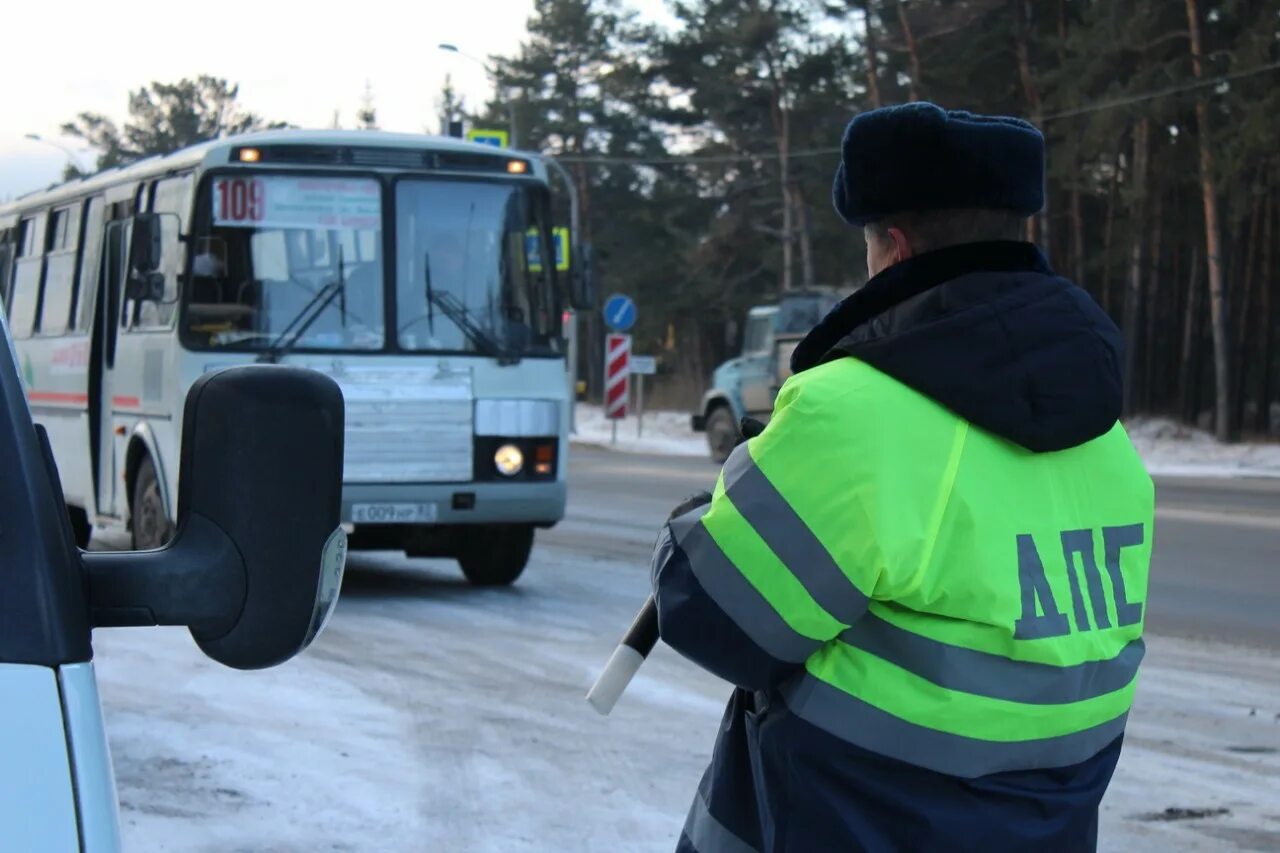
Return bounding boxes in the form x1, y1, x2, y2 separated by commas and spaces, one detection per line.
331, 368, 474, 484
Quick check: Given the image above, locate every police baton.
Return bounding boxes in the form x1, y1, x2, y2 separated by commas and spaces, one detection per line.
586, 596, 659, 715
587, 417, 765, 716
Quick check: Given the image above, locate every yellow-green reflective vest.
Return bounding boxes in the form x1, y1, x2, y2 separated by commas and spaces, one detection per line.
676, 356, 1154, 778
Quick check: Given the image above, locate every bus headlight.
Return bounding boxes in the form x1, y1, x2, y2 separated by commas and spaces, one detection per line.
494, 444, 524, 477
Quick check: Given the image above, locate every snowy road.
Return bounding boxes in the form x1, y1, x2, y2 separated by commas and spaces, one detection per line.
93, 447, 1280, 852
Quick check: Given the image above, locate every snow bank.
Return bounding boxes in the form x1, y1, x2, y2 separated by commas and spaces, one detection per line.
1127, 417, 1280, 478
574, 406, 1280, 478
572, 404, 706, 457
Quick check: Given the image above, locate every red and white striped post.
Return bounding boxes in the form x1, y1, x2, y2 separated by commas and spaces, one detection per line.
605, 333, 631, 444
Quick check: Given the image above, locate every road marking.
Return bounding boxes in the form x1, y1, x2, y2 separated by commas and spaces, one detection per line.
1156, 506, 1280, 531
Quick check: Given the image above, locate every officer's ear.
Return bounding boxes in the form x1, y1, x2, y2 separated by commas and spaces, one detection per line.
886, 227, 913, 264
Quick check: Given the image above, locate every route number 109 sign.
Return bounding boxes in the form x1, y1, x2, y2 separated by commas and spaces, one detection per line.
212, 176, 381, 231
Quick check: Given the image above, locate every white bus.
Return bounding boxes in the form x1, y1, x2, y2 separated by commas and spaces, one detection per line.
0, 130, 592, 586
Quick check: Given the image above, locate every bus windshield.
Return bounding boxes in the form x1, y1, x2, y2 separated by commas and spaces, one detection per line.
395, 179, 560, 356
182, 173, 562, 358
183, 174, 385, 352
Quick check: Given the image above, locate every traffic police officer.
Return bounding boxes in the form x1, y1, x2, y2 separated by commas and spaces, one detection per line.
651, 103, 1153, 851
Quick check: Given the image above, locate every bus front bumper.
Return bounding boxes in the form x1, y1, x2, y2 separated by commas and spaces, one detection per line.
340, 480, 566, 528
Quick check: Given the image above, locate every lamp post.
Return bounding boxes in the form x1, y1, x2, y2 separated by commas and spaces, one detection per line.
437, 43, 518, 149
24, 133, 88, 176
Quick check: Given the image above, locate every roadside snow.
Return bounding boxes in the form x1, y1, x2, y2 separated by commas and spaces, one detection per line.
1127, 417, 1280, 478
573, 405, 1280, 478
572, 404, 706, 457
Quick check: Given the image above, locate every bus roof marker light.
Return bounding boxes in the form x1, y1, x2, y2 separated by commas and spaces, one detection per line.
238, 148, 262, 163
507, 160, 528, 175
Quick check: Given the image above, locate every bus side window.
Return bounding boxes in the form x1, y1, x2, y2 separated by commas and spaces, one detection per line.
38, 205, 82, 337
103, 221, 129, 367
8, 215, 46, 338
74, 198, 106, 333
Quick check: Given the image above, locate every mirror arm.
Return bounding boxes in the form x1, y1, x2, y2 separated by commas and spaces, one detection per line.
83, 513, 246, 634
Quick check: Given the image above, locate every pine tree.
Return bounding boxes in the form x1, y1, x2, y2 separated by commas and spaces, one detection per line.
61, 76, 286, 171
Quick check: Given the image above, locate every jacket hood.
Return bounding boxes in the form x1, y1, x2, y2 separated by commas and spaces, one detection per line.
791, 241, 1123, 453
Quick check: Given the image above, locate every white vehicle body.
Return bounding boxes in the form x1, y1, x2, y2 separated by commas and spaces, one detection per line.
0, 131, 572, 573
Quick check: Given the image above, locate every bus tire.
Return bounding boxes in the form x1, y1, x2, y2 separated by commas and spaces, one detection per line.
131, 456, 174, 551
456, 525, 534, 587
68, 506, 92, 550
705, 405, 738, 464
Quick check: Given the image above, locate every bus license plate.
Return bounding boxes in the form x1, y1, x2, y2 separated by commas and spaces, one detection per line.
351, 503, 438, 523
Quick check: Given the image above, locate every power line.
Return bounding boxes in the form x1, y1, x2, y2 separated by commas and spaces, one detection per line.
552, 59, 1280, 167
1039, 58, 1280, 121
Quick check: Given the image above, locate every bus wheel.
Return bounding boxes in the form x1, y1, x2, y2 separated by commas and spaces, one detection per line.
705, 406, 738, 464
456, 525, 534, 586
131, 456, 174, 551
68, 506, 92, 550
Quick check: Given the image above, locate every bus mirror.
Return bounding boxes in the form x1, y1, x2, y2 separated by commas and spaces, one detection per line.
130, 213, 164, 274
82, 366, 347, 670
125, 272, 166, 303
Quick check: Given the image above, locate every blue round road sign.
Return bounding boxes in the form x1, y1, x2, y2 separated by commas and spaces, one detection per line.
603, 294, 637, 332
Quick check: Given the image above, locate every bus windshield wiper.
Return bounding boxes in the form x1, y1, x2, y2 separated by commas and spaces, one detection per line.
257, 248, 348, 364
427, 290, 519, 366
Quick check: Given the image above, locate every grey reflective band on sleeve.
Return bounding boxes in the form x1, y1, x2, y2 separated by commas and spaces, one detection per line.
779, 673, 1130, 778
720, 443, 869, 626
682, 791, 761, 853
669, 506, 820, 664
839, 613, 1145, 705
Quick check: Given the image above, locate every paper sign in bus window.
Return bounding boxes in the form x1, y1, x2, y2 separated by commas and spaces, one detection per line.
212, 177, 382, 231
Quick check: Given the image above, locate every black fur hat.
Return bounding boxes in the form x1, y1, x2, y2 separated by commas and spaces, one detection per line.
832, 102, 1045, 226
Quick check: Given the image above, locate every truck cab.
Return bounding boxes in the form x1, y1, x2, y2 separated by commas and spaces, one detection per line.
692, 290, 841, 462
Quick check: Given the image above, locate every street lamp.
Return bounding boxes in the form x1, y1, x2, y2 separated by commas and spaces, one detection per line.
437, 43, 518, 148
24, 133, 88, 175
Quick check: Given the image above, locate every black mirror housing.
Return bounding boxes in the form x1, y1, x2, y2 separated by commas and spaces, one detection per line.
129, 213, 164, 274
84, 365, 347, 670
125, 271, 165, 303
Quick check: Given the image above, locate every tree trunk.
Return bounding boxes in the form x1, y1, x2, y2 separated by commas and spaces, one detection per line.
1123, 119, 1150, 415
1179, 246, 1203, 423
859, 0, 883, 108
793, 180, 816, 289
1185, 0, 1232, 441
1060, 0, 1080, 281
1258, 190, 1275, 434
1232, 188, 1264, 431
1101, 146, 1122, 315
777, 104, 794, 293
1143, 191, 1164, 412
1013, 0, 1047, 249
1072, 187, 1086, 291
896, 0, 924, 101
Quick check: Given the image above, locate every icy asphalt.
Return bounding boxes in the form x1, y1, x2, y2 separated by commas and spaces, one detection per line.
92, 446, 1280, 852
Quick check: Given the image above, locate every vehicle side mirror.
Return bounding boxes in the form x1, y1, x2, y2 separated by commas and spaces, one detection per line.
570, 242, 598, 311
83, 365, 347, 670
129, 213, 164, 274
125, 271, 166, 303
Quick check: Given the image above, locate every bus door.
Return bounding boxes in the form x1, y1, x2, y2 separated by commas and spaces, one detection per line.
88, 219, 128, 519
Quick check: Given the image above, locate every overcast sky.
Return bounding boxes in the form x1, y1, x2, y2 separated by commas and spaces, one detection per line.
0, 0, 673, 201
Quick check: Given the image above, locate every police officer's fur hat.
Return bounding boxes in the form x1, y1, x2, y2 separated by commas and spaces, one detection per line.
832, 102, 1045, 227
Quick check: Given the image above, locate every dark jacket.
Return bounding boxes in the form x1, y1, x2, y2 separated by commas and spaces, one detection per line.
656, 240, 1127, 853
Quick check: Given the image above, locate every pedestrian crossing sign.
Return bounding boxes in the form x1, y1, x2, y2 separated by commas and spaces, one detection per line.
466, 128, 509, 148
